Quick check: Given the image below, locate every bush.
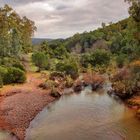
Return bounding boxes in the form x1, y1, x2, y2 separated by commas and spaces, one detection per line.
81, 49, 110, 68
116, 54, 127, 68
0, 66, 8, 78
50, 87, 61, 98
46, 80, 59, 88
0, 66, 26, 85
32, 52, 49, 71
112, 80, 137, 98
0, 75, 3, 88
3, 67, 26, 84
0, 57, 26, 72
48, 59, 59, 71
49, 71, 65, 80
1, 57, 18, 67
111, 64, 140, 99
130, 60, 140, 80
0, 66, 8, 87
13, 63, 26, 72
65, 75, 74, 88
56, 61, 79, 79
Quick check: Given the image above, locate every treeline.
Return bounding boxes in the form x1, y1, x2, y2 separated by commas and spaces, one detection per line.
32, 0, 140, 99
40, 1, 139, 60
0, 5, 36, 87
0, 0, 140, 92
110, 0, 140, 100
0, 4, 36, 57
34, 0, 140, 71
63, 14, 139, 63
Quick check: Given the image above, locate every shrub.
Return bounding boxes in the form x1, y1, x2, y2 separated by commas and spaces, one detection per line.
0, 75, 3, 88
13, 63, 26, 72
32, 52, 49, 71
0, 66, 8, 79
1, 57, 18, 67
116, 54, 127, 68
46, 80, 58, 88
0, 57, 26, 72
65, 75, 74, 88
56, 59, 79, 79
56, 56, 79, 79
48, 59, 59, 71
0, 66, 26, 85
49, 71, 65, 80
83, 72, 105, 88
50, 87, 61, 98
112, 80, 137, 98
130, 60, 140, 80
110, 68, 130, 82
4, 67, 26, 84
81, 49, 110, 68
0, 66, 8, 87
111, 64, 140, 99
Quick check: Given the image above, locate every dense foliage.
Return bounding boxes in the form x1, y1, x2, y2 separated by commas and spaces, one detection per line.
55, 57, 79, 79
31, 0, 140, 100
0, 66, 26, 87
109, 0, 140, 99
0, 0, 139, 92
0, 5, 36, 57
81, 49, 110, 68
32, 52, 49, 71
0, 5, 35, 86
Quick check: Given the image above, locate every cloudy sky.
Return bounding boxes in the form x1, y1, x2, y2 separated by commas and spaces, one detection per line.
1, 0, 129, 38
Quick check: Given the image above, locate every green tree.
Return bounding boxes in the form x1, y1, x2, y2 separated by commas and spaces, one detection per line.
56, 57, 79, 79
32, 52, 49, 71
81, 49, 110, 68
0, 5, 36, 57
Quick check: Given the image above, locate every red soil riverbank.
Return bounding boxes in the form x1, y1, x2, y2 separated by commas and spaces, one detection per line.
0, 73, 55, 140
0, 72, 138, 140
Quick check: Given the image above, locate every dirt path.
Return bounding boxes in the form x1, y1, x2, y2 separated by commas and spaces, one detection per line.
0, 73, 55, 140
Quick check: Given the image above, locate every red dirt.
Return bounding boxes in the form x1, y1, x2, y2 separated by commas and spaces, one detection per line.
0, 73, 55, 140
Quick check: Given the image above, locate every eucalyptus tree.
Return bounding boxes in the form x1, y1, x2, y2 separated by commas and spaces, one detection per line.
0, 4, 36, 57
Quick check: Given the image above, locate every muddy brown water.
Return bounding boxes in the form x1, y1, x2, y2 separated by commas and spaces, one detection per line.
25, 83, 140, 140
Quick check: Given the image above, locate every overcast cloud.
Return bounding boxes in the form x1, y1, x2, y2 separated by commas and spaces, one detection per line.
0, 0, 129, 38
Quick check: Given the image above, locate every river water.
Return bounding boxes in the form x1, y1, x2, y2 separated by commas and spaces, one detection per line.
25, 84, 140, 140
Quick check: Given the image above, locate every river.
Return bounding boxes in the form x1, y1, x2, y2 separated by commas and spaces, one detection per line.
24, 82, 140, 140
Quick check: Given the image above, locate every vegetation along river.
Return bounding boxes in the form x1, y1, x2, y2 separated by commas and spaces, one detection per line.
24, 83, 140, 140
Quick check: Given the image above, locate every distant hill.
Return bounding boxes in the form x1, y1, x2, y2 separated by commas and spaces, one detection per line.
32, 38, 53, 45
32, 18, 129, 53
63, 18, 129, 53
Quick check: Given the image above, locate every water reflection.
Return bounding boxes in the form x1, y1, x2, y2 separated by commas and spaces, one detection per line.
26, 87, 140, 140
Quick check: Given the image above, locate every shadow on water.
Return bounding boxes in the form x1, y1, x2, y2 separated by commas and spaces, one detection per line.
25, 84, 140, 140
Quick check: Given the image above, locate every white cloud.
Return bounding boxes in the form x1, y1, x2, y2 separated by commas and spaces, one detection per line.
0, 0, 129, 38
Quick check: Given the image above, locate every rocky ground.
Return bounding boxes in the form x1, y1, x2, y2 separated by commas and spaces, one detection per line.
0, 73, 55, 140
